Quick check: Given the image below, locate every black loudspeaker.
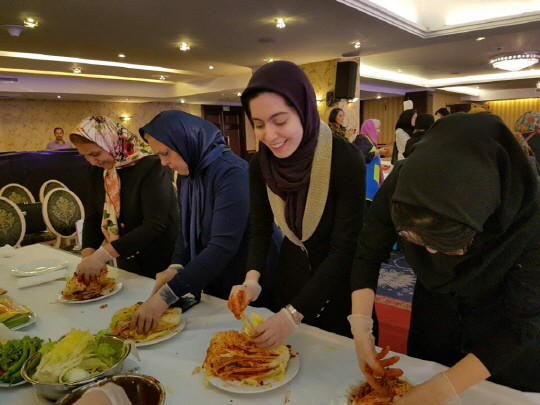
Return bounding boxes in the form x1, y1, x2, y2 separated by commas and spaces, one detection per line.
335, 61, 358, 99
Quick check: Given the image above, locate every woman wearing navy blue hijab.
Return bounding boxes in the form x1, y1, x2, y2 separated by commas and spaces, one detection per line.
131, 110, 251, 333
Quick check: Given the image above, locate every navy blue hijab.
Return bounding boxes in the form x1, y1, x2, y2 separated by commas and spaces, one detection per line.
140, 110, 228, 258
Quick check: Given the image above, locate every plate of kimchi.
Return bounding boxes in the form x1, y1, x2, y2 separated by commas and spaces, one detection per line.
57, 266, 122, 303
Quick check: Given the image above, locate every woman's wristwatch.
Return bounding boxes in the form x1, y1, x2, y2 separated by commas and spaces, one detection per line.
285, 304, 302, 326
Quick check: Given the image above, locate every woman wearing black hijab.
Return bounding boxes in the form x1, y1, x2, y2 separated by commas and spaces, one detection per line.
350, 113, 540, 403
392, 109, 416, 164
228, 61, 366, 349
403, 113, 434, 158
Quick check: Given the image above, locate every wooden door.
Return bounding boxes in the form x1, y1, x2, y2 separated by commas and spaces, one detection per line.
202, 105, 247, 159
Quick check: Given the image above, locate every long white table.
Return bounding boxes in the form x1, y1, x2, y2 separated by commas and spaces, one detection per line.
0, 244, 538, 404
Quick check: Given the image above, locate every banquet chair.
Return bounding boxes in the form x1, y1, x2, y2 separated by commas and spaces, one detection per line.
39, 179, 68, 202
0, 183, 35, 205
42, 188, 85, 248
0, 196, 26, 248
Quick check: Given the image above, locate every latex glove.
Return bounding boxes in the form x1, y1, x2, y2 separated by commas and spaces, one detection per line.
252, 308, 298, 349
130, 293, 169, 335
397, 372, 462, 405
76, 382, 132, 405
348, 314, 383, 376
80, 248, 96, 259
228, 279, 262, 318
76, 246, 113, 282
151, 265, 183, 296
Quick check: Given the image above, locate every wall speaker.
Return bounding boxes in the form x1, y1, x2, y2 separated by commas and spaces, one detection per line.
335, 61, 358, 99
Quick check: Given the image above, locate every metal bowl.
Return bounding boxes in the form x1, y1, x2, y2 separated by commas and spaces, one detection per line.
21, 335, 131, 401
56, 374, 166, 405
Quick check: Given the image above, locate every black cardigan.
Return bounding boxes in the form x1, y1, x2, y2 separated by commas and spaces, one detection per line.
82, 156, 178, 278
247, 135, 366, 336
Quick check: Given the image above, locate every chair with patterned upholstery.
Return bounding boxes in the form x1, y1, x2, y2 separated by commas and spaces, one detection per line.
42, 188, 85, 248
0, 197, 26, 248
39, 180, 68, 202
0, 183, 35, 205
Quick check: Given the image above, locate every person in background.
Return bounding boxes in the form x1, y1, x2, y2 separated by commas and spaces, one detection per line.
130, 110, 256, 334
229, 61, 366, 349
46, 127, 73, 150
70, 116, 177, 280
350, 113, 540, 403
391, 109, 416, 164
328, 108, 350, 139
435, 107, 450, 120
403, 113, 435, 158
515, 110, 540, 164
354, 119, 388, 206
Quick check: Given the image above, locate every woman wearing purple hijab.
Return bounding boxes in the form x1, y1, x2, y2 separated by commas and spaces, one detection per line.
228, 61, 367, 348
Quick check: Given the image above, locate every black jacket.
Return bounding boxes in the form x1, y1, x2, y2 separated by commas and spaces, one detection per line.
248, 134, 365, 337
82, 156, 178, 278
403, 130, 426, 158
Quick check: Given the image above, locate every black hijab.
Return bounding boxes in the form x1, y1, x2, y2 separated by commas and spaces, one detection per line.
413, 113, 434, 134
395, 109, 416, 136
241, 61, 320, 238
392, 112, 539, 292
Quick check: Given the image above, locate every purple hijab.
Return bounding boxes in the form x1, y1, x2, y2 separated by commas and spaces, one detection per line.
241, 61, 320, 238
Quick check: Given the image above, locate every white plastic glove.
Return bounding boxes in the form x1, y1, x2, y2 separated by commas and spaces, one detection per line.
252, 308, 298, 349
348, 314, 382, 376
76, 246, 114, 282
151, 264, 183, 296
77, 382, 132, 405
228, 279, 262, 318
396, 372, 462, 405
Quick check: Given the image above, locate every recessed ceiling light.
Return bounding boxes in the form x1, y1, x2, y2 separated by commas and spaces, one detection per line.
476, 86, 480, 89
179, 42, 190, 51
72, 67, 81, 74
23, 18, 38, 28
268, 58, 274, 63
180, 99, 186, 104
397, 69, 403, 73
118, 53, 126, 58
351, 97, 359, 102
376, 95, 382, 99
476, 37, 486, 41
57, 95, 61, 99
354, 42, 361, 49
537, 81, 540, 89
159, 75, 168, 80
237, 92, 242, 97
209, 65, 214, 70
125, 98, 129, 101
276, 18, 286, 29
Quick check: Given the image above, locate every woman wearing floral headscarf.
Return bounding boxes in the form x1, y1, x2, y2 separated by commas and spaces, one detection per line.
70, 116, 178, 280
515, 110, 540, 164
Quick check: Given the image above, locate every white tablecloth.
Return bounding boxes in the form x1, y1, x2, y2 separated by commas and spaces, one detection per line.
0, 244, 538, 404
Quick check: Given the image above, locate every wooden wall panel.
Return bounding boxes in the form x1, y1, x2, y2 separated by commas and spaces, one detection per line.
487, 98, 540, 132
360, 96, 404, 145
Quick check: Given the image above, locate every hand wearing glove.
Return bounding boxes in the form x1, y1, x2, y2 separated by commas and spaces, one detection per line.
151, 264, 183, 296
252, 308, 299, 349
396, 372, 462, 405
228, 279, 262, 319
76, 246, 114, 282
75, 382, 132, 405
130, 293, 169, 335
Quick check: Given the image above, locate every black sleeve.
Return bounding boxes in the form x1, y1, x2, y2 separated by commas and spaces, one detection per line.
353, 135, 376, 163
111, 162, 174, 257
469, 234, 540, 374
82, 169, 105, 250
290, 144, 366, 320
246, 153, 275, 274
351, 163, 401, 293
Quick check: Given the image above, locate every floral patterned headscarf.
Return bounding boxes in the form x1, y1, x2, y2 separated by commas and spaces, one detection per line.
515, 111, 540, 138
71, 116, 153, 242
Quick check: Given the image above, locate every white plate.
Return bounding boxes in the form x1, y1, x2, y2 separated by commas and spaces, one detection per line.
135, 319, 186, 347
0, 379, 27, 388
11, 259, 68, 277
57, 282, 123, 304
7, 311, 37, 331
331, 375, 417, 405
207, 352, 300, 394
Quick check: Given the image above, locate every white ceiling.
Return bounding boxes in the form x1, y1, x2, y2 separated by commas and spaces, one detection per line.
0, 0, 539, 103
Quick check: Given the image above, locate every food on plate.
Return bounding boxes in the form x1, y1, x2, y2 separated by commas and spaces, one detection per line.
31, 329, 123, 384
348, 377, 413, 404
0, 296, 33, 329
0, 336, 42, 385
108, 303, 182, 343
203, 312, 294, 387
62, 266, 115, 301
228, 289, 247, 320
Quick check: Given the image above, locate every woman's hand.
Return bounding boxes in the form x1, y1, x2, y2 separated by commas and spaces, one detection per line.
378, 147, 390, 157
396, 373, 461, 405
228, 279, 262, 319
151, 267, 180, 296
75, 246, 113, 283
130, 294, 169, 335
252, 308, 299, 349
80, 248, 96, 259
362, 346, 403, 398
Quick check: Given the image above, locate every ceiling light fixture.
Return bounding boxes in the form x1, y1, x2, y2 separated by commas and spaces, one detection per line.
397, 69, 403, 73
209, 65, 214, 70
354, 42, 361, 49
376, 95, 382, 99
23, 18, 38, 28
159, 75, 168, 80
179, 42, 191, 51
237, 92, 242, 97
57, 95, 61, 99
276, 18, 286, 29
476, 37, 486, 41
118, 53, 126, 58
490, 52, 540, 72
537, 81, 540, 89
180, 99, 186, 104
350, 97, 359, 102
268, 58, 274, 63
72, 67, 81, 74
